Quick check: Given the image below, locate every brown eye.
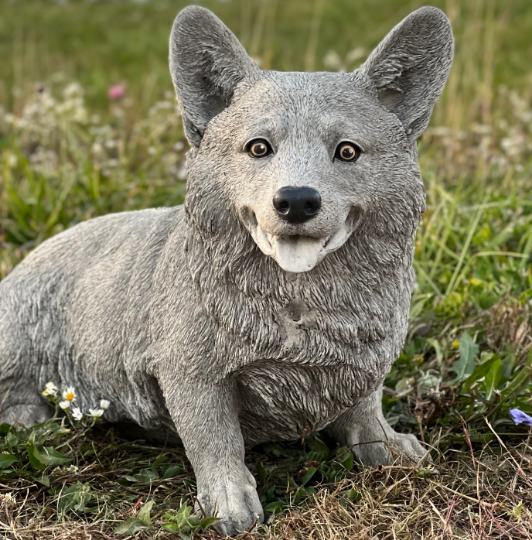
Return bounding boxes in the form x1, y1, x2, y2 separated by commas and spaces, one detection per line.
335, 142, 361, 162
247, 139, 273, 158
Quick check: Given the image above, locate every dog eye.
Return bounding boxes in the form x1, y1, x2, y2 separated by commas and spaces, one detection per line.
335, 142, 361, 163
247, 139, 273, 158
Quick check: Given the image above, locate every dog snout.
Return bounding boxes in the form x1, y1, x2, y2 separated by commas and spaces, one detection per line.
273, 186, 321, 224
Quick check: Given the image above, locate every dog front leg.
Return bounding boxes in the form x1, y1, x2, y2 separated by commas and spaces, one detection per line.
161, 377, 263, 536
325, 384, 428, 467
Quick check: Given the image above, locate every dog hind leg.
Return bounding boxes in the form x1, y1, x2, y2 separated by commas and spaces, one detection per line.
0, 310, 51, 427
1, 404, 51, 427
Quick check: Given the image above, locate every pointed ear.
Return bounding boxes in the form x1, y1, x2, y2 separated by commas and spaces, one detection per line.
169, 6, 261, 147
360, 7, 453, 140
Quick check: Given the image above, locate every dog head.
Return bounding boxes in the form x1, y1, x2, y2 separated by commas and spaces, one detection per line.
170, 6, 453, 273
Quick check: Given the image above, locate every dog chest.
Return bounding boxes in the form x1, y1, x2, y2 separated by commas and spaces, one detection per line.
236, 361, 379, 445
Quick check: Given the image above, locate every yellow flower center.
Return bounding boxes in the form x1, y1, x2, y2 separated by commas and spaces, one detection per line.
66, 392, 74, 401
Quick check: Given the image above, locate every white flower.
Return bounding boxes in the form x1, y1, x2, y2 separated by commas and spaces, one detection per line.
59, 400, 71, 410
51, 464, 78, 474
99, 399, 110, 410
71, 408, 83, 421
345, 47, 366, 63
62, 387, 76, 402
1, 492, 15, 507
91, 142, 103, 155
89, 408, 104, 418
42, 382, 58, 397
63, 82, 83, 100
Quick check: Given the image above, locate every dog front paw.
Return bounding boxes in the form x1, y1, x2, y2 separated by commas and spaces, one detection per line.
349, 423, 428, 467
196, 477, 264, 536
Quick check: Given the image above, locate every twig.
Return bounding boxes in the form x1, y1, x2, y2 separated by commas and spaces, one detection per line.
461, 417, 483, 533
0, 483, 37, 491
428, 499, 446, 525
441, 497, 456, 539
485, 506, 520, 539
376, 475, 411, 503
350, 439, 386, 449
429, 481, 492, 506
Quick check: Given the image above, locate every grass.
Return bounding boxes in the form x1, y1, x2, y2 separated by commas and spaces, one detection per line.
1, 0, 532, 537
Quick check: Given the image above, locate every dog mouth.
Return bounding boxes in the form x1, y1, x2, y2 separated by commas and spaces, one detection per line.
242, 210, 359, 273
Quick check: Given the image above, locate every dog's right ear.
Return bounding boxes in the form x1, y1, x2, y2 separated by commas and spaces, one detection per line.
170, 6, 261, 147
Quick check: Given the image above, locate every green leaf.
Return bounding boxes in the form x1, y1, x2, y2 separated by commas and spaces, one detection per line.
162, 465, 181, 479
161, 522, 179, 532
26, 443, 46, 470
123, 475, 138, 482
256, 461, 267, 485
129, 468, 158, 484
32, 475, 50, 487
341, 451, 354, 471
160, 505, 217, 540
501, 353, 516, 380
57, 482, 93, 514
0, 468, 32, 479
41, 447, 73, 466
484, 358, 502, 401
300, 466, 317, 486
264, 501, 284, 513
26, 443, 72, 470
151, 455, 166, 469
335, 447, 353, 467
0, 454, 18, 469
346, 488, 362, 502
114, 518, 149, 535
138, 500, 154, 525
199, 517, 220, 528
306, 438, 330, 460
395, 376, 415, 395
462, 354, 498, 394
6, 432, 19, 447
501, 352, 532, 401
293, 485, 308, 503
426, 338, 443, 366
452, 332, 479, 382
52, 428, 72, 437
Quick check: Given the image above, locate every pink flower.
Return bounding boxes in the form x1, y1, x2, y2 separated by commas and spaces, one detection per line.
108, 85, 125, 100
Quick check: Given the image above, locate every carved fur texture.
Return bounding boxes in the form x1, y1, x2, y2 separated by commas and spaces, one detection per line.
0, 6, 453, 536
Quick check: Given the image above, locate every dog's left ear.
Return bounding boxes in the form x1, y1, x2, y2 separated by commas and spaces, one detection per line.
360, 7, 453, 140
170, 6, 261, 147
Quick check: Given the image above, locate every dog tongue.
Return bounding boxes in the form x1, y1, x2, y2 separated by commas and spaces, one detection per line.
271, 236, 324, 273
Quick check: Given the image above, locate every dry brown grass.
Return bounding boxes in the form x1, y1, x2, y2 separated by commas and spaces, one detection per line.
2, 438, 532, 539
261, 454, 532, 539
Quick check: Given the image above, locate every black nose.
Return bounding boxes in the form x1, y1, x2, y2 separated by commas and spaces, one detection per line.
273, 186, 322, 224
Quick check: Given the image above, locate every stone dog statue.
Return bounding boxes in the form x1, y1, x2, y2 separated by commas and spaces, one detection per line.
0, 5, 453, 535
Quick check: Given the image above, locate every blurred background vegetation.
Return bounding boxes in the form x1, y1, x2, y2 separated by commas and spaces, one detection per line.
2, 0, 532, 537
2, 0, 532, 122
